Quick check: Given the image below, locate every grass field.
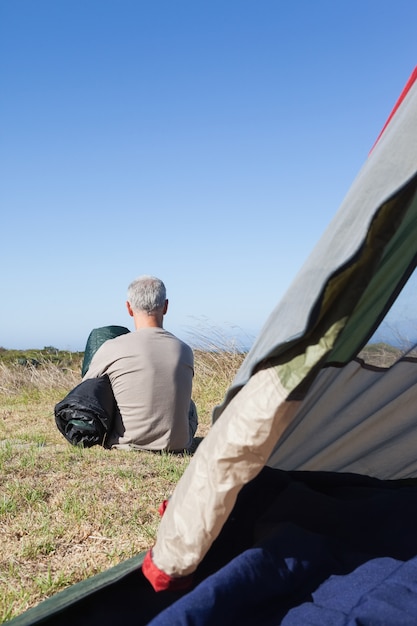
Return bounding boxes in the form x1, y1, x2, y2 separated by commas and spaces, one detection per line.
0, 346, 245, 623
1, 336, 406, 623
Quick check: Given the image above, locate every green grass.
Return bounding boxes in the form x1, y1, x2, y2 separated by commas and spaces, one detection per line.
0, 336, 408, 622
0, 345, 245, 623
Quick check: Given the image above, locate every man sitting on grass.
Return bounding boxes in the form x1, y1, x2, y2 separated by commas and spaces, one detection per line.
83, 275, 198, 452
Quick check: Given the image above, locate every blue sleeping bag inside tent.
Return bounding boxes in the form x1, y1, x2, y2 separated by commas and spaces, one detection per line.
147, 468, 417, 626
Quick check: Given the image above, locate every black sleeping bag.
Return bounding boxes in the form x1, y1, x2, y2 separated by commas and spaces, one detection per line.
54, 375, 117, 448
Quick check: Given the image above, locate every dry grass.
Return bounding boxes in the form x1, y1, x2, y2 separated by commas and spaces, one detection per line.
0, 347, 245, 623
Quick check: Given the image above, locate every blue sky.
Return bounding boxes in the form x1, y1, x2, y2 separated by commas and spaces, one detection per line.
1, 1, 417, 351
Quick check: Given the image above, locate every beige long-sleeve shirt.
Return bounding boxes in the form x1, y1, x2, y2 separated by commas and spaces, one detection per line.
83, 327, 194, 451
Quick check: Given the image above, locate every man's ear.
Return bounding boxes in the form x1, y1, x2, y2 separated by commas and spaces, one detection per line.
126, 301, 134, 317
163, 299, 168, 315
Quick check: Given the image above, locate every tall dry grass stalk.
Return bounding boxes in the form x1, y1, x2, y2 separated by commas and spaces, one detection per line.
0, 361, 80, 396
0, 344, 246, 623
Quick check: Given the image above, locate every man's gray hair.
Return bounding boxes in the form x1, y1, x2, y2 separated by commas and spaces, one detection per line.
127, 275, 167, 313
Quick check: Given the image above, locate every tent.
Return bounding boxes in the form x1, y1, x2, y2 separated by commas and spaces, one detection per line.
9, 65, 417, 625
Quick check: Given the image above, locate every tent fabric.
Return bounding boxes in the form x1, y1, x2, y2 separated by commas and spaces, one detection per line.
326, 185, 417, 365
267, 355, 417, 478
369, 65, 417, 152
144, 367, 301, 582
9, 468, 417, 626
142, 66, 417, 590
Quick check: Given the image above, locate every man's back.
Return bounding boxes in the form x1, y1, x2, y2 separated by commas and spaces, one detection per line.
83, 328, 194, 451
